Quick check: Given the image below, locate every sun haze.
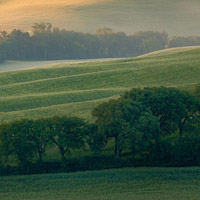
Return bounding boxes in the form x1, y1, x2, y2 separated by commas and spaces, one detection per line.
0, 0, 109, 31
0, 0, 104, 8
0, 0, 200, 36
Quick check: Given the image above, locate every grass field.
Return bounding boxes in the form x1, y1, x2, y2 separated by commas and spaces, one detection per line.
0, 58, 119, 72
0, 167, 200, 200
0, 0, 200, 36
0, 48, 200, 200
0, 46, 200, 124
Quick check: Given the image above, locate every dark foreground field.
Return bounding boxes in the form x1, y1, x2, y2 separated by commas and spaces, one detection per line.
0, 167, 200, 200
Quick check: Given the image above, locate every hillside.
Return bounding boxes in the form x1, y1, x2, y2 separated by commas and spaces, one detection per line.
0, 46, 200, 123
1, 167, 200, 200
0, 0, 200, 36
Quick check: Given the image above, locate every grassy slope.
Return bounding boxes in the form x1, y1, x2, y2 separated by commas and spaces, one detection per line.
0, 167, 200, 200
0, 46, 200, 123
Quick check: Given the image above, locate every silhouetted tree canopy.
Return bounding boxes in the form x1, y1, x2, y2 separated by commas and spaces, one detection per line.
47, 116, 87, 162
0, 23, 170, 62
0, 87, 200, 175
123, 87, 200, 136
92, 99, 160, 159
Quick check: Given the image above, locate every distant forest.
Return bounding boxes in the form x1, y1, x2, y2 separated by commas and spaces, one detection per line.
0, 22, 200, 63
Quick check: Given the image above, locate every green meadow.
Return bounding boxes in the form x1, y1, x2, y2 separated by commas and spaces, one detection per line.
1, 167, 200, 200
0, 46, 200, 124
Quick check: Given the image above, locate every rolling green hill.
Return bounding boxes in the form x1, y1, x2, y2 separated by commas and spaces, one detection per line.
1, 167, 200, 200
0, 46, 200, 124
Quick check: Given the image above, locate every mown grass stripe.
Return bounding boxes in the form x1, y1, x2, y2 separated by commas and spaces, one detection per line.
0, 47, 199, 123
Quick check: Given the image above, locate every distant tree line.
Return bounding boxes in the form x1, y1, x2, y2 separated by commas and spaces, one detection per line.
0, 22, 189, 64
1, 23, 199, 64
0, 85, 200, 175
168, 36, 200, 48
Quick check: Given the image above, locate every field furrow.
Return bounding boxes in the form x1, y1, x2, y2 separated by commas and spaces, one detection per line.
0, 47, 199, 123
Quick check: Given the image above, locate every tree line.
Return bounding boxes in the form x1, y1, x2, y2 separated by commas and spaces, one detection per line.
0, 85, 200, 175
0, 22, 199, 64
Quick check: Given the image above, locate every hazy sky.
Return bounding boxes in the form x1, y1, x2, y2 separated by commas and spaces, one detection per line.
0, 0, 105, 7
0, 0, 200, 36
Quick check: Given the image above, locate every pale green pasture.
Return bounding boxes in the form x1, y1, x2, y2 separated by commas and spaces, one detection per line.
0, 47, 200, 123
0, 89, 123, 112
0, 97, 119, 123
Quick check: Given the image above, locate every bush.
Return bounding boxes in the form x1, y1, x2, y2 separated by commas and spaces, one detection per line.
172, 133, 200, 166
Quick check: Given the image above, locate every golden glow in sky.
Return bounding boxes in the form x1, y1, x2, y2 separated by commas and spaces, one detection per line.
0, 0, 110, 31
0, 0, 105, 9
0, 0, 200, 36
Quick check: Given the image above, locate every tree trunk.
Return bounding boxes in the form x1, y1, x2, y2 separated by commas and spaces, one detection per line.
43, 47, 47, 60
114, 135, 120, 159
179, 117, 188, 136
179, 126, 183, 137
38, 148, 43, 163
58, 146, 67, 163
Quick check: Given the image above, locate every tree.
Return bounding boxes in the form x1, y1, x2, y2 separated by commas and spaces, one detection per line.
139, 38, 163, 54
0, 123, 13, 165
167, 36, 200, 48
0, 31, 7, 63
28, 119, 51, 162
96, 27, 113, 35
31, 22, 52, 35
124, 87, 200, 136
0, 41, 6, 63
134, 30, 168, 49
6, 29, 32, 60
0, 120, 36, 166
92, 99, 160, 159
86, 124, 105, 154
48, 117, 87, 162
195, 83, 200, 99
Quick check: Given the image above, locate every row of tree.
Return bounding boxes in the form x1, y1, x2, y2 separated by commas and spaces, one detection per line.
0, 86, 200, 174
168, 36, 200, 48
0, 23, 168, 62
1, 22, 199, 64
0, 117, 88, 166
93, 86, 200, 159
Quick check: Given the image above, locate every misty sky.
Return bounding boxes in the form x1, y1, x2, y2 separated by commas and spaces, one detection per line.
0, 0, 200, 36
